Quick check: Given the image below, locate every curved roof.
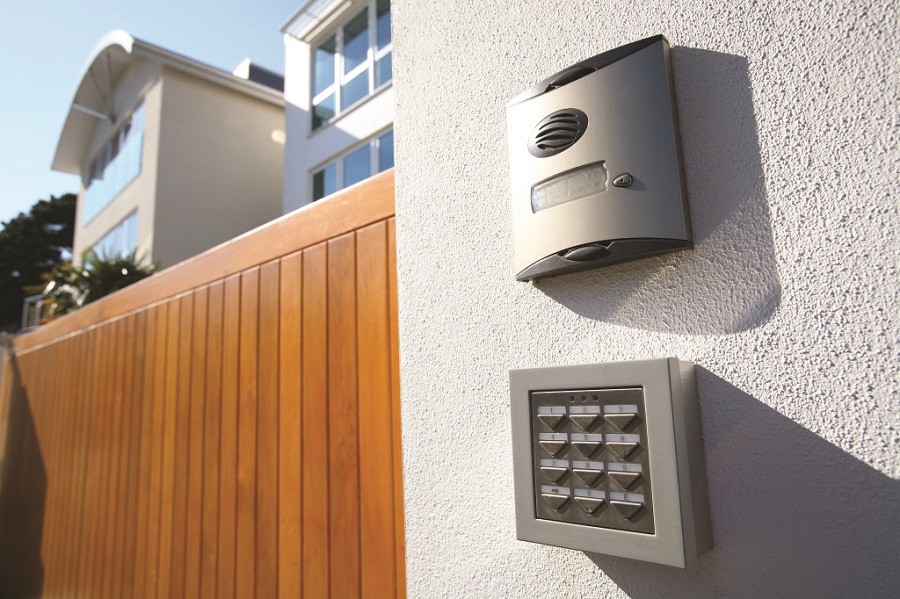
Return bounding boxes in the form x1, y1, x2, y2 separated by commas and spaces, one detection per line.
52, 30, 284, 175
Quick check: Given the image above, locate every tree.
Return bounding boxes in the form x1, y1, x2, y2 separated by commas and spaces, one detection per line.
39, 250, 156, 319
0, 194, 76, 331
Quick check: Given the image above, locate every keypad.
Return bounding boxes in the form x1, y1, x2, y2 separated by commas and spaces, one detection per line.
530, 389, 654, 534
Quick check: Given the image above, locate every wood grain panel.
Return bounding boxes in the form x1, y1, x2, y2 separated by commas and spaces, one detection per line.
237, 268, 259, 599
0, 173, 404, 599
201, 281, 224, 598
218, 274, 241, 599
328, 232, 361, 599
302, 243, 330, 599
278, 251, 303, 599
184, 287, 208, 599
257, 260, 280, 598
357, 221, 396, 599
388, 217, 408, 599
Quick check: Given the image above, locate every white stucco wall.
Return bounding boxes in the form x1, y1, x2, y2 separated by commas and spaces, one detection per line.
393, 1, 898, 597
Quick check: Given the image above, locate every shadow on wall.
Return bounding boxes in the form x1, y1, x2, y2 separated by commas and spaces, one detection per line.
587, 367, 900, 597
0, 355, 46, 597
537, 49, 781, 335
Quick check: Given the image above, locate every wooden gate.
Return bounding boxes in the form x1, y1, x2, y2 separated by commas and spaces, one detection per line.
0, 171, 405, 598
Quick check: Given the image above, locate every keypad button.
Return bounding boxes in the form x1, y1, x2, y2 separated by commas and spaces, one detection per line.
607, 442, 638, 459
572, 468, 602, 486
603, 405, 639, 431
606, 433, 640, 459
537, 413, 564, 429
537, 406, 567, 430
569, 413, 599, 430
570, 433, 602, 457
572, 441, 601, 456
542, 493, 570, 511
608, 471, 642, 489
571, 460, 604, 485
574, 496, 605, 514
540, 485, 571, 511
540, 466, 568, 483
539, 440, 566, 456
604, 413, 637, 431
610, 500, 643, 520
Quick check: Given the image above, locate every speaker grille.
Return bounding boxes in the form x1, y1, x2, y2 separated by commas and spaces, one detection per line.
527, 108, 589, 158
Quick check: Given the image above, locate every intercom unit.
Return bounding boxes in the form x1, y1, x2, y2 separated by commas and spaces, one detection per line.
509, 358, 712, 567
507, 35, 692, 281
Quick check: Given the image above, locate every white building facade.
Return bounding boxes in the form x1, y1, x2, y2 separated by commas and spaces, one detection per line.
281, 0, 394, 214
52, 31, 285, 269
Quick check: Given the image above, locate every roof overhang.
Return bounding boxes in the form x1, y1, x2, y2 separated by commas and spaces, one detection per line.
281, 0, 360, 42
52, 29, 285, 175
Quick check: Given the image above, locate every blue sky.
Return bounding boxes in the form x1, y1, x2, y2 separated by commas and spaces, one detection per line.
0, 0, 292, 225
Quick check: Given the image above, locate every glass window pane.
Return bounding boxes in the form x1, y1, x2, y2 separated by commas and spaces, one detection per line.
341, 70, 369, 110
343, 9, 369, 74
378, 130, 394, 171
313, 93, 336, 129
376, 52, 392, 87
343, 145, 371, 187
313, 163, 338, 200
377, 0, 391, 49
313, 36, 336, 96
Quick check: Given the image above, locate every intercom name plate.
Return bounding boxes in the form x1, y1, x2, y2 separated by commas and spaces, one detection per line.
510, 359, 713, 568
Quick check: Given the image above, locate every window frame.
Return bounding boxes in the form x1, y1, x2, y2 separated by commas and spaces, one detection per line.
310, 0, 392, 131
83, 101, 146, 224
310, 127, 394, 202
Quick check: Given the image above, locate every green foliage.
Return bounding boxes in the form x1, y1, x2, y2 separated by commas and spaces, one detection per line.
0, 194, 76, 331
38, 249, 157, 320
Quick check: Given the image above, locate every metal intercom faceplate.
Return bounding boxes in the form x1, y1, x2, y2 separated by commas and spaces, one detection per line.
507, 35, 692, 281
530, 388, 654, 534
510, 359, 712, 568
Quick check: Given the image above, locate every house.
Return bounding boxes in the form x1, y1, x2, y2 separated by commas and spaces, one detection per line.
51, 30, 285, 269
281, 0, 394, 213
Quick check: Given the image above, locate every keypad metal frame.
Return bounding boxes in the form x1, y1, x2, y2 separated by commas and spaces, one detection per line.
510, 359, 713, 568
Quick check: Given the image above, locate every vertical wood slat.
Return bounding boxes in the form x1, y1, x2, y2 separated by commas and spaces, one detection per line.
236, 268, 259, 599
328, 232, 361, 599
388, 217, 408, 599
168, 294, 194, 598
218, 274, 241, 599
357, 221, 397, 599
0, 173, 403, 599
201, 282, 224, 598
257, 260, 280, 598
278, 252, 303, 599
302, 243, 330, 599
185, 287, 208, 599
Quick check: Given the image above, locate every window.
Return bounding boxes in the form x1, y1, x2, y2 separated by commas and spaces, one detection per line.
91, 211, 138, 259
312, 0, 392, 130
312, 128, 394, 201
83, 103, 145, 224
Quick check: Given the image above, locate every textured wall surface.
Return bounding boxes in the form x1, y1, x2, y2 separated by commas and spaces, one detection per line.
392, 1, 898, 597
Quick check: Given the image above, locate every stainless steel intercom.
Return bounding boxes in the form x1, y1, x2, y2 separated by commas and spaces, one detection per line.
509, 358, 712, 567
507, 35, 692, 281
